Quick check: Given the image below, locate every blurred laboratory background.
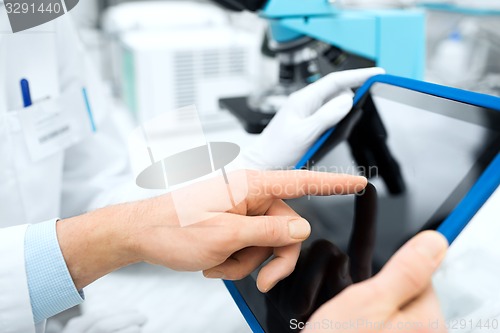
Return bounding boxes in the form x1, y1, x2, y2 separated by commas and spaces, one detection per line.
70, 0, 500, 127
46, 1, 500, 332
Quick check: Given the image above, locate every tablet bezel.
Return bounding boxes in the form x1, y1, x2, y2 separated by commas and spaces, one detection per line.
225, 75, 500, 333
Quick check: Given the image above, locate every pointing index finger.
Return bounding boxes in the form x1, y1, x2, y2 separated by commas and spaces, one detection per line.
248, 170, 368, 200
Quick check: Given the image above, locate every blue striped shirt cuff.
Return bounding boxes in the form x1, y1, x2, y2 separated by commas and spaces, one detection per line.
24, 219, 84, 324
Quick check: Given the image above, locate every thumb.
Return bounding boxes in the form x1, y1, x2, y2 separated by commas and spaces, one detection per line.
233, 215, 311, 250
371, 231, 448, 308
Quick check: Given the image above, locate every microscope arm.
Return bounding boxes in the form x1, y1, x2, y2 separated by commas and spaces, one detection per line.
211, 0, 425, 79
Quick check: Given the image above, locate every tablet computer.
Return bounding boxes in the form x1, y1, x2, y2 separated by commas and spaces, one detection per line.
225, 75, 500, 333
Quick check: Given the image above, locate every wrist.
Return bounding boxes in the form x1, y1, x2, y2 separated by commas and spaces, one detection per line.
56, 202, 145, 289
57, 194, 179, 289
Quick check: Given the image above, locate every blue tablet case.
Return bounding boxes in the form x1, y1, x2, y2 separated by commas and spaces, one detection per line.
225, 75, 500, 333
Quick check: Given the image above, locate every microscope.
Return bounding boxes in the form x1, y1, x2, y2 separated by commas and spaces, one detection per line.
213, 0, 426, 133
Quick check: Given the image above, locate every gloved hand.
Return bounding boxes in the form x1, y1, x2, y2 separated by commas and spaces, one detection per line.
240, 67, 385, 170
61, 309, 147, 333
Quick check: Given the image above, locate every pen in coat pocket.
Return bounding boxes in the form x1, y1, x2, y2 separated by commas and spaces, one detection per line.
20, 78, 32, 107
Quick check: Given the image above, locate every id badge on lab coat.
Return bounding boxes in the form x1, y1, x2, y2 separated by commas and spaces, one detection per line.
17, 86, 95, 162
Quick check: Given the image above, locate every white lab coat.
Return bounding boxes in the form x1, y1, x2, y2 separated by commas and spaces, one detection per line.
0, 11, 143, 333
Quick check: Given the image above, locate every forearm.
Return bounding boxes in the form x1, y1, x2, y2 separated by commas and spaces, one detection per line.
56, 195, 174, 290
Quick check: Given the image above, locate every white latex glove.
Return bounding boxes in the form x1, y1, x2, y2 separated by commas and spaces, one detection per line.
240, 67, 385, 170
62, 309, 147, 333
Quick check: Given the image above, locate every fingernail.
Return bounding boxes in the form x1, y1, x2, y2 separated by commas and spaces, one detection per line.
415, 231, 448, 260
204, 270, 225, 279
257, 280, 278, 293
256, 280, 266, 293
288, 218, 311, 239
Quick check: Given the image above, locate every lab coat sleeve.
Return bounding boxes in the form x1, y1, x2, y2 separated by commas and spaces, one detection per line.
0, 225, 35, 333
24, 219, 84, 324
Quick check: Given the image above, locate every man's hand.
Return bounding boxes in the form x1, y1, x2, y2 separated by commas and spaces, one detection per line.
304, 231, 449, 332
57, 170, 367, 293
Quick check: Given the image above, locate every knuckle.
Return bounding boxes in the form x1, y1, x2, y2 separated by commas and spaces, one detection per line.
264, 218, 282, 243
